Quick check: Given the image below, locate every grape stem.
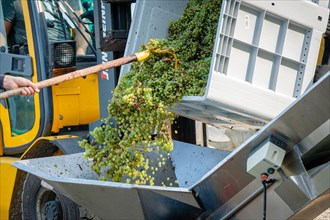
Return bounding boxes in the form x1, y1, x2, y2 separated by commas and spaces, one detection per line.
134, 49, 179, 69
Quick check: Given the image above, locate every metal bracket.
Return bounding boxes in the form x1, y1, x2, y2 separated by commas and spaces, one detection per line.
101, 30, 129, 51
0, 52, 33, 77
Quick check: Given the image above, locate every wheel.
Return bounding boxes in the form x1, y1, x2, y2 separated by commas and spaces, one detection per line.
44, 201, 63, 220
22, 174, 80, 220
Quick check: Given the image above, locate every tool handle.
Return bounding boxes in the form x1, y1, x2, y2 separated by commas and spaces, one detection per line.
0, 54, 137, 100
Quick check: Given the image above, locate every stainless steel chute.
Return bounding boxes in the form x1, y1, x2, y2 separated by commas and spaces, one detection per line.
13, 72, 330, 219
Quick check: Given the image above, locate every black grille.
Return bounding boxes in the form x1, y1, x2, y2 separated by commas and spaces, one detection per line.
51, 40, 76, 69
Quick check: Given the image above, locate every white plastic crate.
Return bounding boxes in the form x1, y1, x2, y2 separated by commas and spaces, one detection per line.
121, 0, 329, 128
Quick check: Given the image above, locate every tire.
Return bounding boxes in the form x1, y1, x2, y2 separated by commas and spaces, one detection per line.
22, 174, 80, 220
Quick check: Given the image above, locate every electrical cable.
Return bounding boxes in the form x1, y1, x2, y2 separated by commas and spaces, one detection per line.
260, 173, 274, 220
262, 180, 267, 220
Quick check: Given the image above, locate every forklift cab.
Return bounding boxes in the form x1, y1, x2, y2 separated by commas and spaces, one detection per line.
0, 0, 99, 155
0, 1, 101, 219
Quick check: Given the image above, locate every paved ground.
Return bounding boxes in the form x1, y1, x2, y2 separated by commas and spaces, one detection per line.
315, 208, 330, 220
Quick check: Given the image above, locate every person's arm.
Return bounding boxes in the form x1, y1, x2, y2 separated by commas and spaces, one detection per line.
1, 75, 39, 96
69, 0, 90, 55
4, 20, 13, 37
3, 0, 15, 37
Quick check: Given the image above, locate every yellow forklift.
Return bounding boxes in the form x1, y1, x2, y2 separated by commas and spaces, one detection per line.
0, 0, 132, 219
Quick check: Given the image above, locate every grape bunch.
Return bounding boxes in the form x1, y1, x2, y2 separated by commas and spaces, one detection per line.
80, 0, 222, 185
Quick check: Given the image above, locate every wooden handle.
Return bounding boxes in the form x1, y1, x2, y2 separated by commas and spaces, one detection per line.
0, 54, 137, 100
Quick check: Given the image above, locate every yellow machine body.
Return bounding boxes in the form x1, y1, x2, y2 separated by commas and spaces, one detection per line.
0, 1, 100, 218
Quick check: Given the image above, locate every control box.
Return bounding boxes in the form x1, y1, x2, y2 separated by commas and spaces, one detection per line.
247, 136, 286, 178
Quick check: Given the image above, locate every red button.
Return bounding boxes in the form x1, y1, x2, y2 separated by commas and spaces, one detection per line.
261, 173, 269, 181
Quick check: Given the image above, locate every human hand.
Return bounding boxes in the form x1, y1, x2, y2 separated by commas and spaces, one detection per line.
3, 75, 40, 96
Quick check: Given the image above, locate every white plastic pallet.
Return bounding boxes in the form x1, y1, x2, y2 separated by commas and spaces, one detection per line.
122, 0, 329, 128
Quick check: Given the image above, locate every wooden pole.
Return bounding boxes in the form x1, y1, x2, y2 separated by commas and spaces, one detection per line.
0, 54, 137, 100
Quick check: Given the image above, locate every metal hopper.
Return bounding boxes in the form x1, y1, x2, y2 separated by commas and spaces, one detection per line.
13, 72, 330, 219
13, 141, 230, 220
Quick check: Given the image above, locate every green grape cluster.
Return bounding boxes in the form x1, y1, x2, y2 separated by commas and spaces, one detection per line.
80, 0, 222, 185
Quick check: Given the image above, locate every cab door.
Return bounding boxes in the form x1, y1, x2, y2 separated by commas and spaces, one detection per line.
0, 0, 51, 155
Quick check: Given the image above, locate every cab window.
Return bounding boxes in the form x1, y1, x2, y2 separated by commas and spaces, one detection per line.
38, 0, 95, 56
